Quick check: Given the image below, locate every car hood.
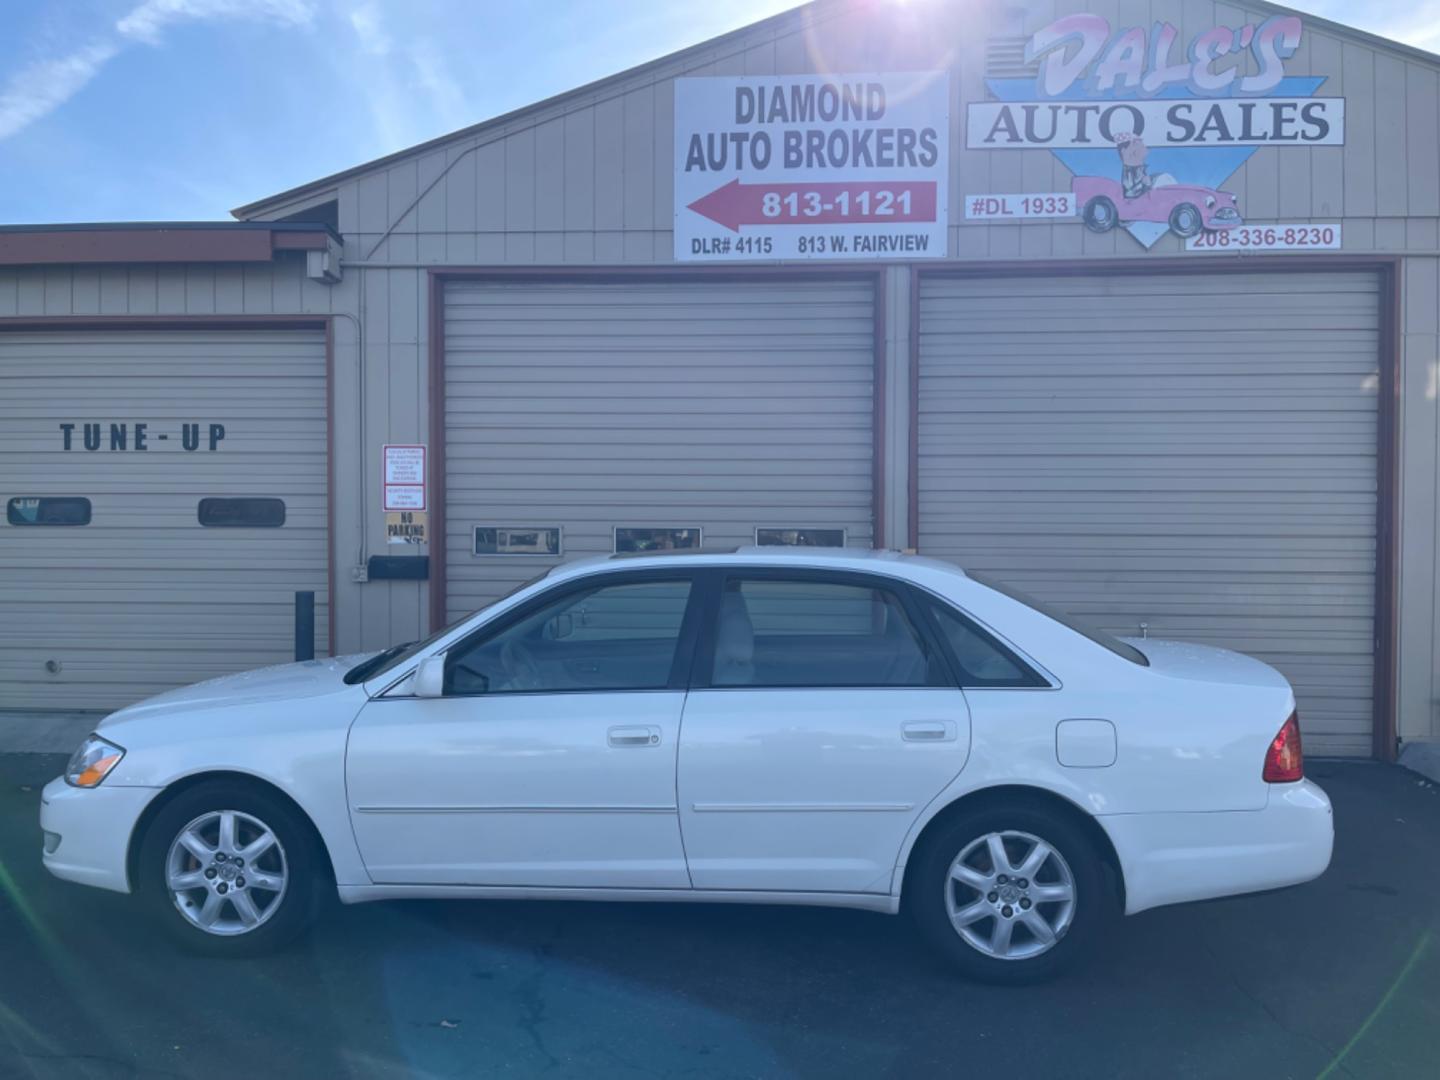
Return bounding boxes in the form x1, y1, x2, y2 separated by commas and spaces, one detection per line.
1120, 638, 1291, 691
98, 653, 376, 728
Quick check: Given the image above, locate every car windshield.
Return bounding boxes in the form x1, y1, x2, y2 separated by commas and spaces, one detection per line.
970, 572, 1149, 667
344, 569, 556, 684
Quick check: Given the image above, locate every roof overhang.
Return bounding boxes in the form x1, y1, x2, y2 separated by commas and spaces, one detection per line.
0, 221, 340, 267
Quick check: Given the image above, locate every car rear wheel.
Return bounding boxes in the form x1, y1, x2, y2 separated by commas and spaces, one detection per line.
1081, 195, 1117, 233
139, 781, 323, 956
907, 802, 1114, 983
1169, 202, 1203, 238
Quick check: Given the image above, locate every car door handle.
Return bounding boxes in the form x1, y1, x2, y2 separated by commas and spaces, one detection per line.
608, 725, 661, 748
901, 720, 957, 742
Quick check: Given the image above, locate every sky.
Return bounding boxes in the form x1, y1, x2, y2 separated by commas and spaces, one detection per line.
0, 0, 1436, 224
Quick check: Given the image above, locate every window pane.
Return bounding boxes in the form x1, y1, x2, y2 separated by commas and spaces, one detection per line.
614, 527, 700, 553
714, 578, 934, 688
929, 604, 1042, 688
198, 497, 286, 528
447, 579, 692, 694
474, 526, 561, 556
7, 496, 91, 526
755, 527, 846, 547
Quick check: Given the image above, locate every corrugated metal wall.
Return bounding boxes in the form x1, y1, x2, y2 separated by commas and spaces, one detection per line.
0, 328, 329, 709
916, 270, 1381, 756
441, 277, 876, 618
1, 0, 1436, 745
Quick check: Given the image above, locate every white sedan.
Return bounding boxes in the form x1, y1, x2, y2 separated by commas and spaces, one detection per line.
41, 549, 1332, 982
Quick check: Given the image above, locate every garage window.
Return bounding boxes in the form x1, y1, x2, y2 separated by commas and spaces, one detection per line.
7, 496, 91, 526
755, 527, 846, 547
197, 497, 286, 528
614, 527, 701, 553
474, 526, 562, 556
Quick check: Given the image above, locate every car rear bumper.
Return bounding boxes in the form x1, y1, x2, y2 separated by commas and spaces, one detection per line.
1102, 779, 1333, 915
40, 776, 160, 894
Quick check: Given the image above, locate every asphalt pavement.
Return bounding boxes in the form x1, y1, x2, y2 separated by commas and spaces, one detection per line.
1, 754, 1436, 1080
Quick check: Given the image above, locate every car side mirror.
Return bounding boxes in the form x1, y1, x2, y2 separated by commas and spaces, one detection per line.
412, 656, 446, 698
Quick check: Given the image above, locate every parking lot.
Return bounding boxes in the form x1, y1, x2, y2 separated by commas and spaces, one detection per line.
0, 753, 1436, 1079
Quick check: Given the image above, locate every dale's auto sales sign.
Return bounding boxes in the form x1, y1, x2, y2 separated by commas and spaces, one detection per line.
674, 73, 950, 261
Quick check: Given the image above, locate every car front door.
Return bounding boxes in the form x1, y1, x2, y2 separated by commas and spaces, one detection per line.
676, 570, 972, 894
346, 571, 700, 887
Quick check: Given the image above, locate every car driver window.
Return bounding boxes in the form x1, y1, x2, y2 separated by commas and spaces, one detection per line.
445, 578, 692, 695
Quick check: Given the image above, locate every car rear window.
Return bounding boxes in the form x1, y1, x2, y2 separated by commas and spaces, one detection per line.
969, 573, 1149, 667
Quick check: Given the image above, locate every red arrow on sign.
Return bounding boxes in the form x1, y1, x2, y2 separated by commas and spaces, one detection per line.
686, 179, 938, 233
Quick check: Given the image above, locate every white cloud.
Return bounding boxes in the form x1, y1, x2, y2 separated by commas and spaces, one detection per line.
347, 1, 392, 56
118, 0, 315, 43
0, 0, 318, 143
0, 40, 120, 141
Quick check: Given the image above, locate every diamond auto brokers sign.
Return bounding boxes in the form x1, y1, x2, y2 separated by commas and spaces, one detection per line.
674, 73, 950, 261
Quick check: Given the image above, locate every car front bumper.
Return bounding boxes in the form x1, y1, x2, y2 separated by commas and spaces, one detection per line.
1102, 779, 1333, 915
40, 776, 161, 894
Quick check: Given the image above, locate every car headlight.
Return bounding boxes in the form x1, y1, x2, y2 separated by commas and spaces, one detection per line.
65, 735, 126, 788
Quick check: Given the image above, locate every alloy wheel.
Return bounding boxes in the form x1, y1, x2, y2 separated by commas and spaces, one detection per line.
944, 829, 1076, 960
165, 810, 289, 936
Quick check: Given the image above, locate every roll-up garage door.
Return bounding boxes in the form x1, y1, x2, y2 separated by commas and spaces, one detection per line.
0, 329, 329, 711
917, 271, 1380, 757
443, 277, 876, 620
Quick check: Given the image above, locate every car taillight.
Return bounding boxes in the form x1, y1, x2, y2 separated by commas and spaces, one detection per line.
1263, 711, 1304, 783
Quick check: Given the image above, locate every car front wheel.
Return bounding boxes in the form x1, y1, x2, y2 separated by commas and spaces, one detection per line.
139, 781, 323, 955
907, 802, 1113, 983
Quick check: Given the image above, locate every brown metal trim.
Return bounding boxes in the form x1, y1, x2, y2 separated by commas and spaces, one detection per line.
0, 314, 330, 331
907, 265, 922, 551
426, 264, 888, 626
910, 253, 1403, 761
0, 227, 332, 267
325, 318, 338, 657
1373, 261, 1402, 762
427, 270, 448, 632
872, 272, 887, 549
270, 232, 332, 253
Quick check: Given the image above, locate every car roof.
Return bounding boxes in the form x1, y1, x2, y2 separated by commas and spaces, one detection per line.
545, 547, 969, 582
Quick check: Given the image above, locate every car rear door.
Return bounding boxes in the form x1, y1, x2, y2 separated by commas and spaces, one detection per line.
676, 569, 971, 894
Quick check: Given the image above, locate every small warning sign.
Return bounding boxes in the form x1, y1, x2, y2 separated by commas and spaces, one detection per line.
386, 511, 428, 545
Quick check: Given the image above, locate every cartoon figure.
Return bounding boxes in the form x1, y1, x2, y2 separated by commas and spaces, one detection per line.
1115, 131, 1152, 198
1072, 136, 1243, 240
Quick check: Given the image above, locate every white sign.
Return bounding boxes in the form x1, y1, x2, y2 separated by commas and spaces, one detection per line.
1187, 223, 1341, 252
674, 73, 950, 261
964, 193, 1076, 221
383, 444, 426, 511
967, 98, 1344, 150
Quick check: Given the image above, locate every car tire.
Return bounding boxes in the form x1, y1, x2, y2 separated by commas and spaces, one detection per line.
1081, 195, 1117, 233
1169, 203, 1203, 238
906, 801, 1115, 984
138, 780, 325, 956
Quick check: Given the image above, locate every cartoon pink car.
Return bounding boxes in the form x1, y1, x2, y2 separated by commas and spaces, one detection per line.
1073, 175, 1242, 239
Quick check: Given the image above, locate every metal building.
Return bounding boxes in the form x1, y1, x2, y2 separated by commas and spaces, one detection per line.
2, 0, 1438, 764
